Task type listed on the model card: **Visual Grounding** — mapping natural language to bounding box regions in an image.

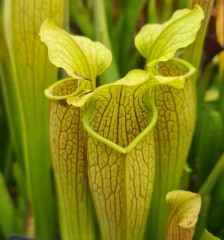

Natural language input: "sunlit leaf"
[165,190,201,240]
[40,20,112,83]
[135,5,204,62]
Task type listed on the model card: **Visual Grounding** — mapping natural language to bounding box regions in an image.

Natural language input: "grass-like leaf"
[3,1,65,239]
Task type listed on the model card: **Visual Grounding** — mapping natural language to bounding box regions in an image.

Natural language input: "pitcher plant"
[40,19,113,240]
[135,5,204,239]
[44,78,95,240]
[40,5,204,240]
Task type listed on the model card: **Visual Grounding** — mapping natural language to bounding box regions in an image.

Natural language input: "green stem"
[199,153,224,197]
[147,0,158,23]
[93,0,119,84]
[193,195,211,240]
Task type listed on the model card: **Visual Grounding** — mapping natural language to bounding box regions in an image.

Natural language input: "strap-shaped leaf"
[166,190,201,240]
[135,5,204,63]
[39,20,112,83]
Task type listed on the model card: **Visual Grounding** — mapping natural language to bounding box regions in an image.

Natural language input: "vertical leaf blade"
[3,1,65,239]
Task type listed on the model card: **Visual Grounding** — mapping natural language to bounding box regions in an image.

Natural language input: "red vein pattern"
[49,79,95,240]
[148,60,196,239]
[86,86,155,240]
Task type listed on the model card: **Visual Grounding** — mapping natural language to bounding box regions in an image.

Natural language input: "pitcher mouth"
[82,98,158,154]
[44,78,78,100]
[147,58,196,79]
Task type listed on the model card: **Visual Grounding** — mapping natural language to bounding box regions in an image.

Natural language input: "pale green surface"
[82,73,158,154]
[75,67,188,108]
[40,20,112,86]
[41,5,205,240]
[81,65,188,239]
[166,190,201,240]
[3,1,65,239]
[148,58,196,88]
[135,5,204,63]
[0,1,220,240]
